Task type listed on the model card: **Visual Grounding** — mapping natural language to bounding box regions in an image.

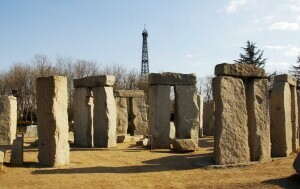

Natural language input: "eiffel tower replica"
[140,26,149,81]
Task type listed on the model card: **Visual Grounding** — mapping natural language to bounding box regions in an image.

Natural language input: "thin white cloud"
[224,0,247,13]
[253,15,276,24]
[290,1,300,12]
[264,45,288,50]
[284,47,300,57]
[186,54,194,58]
[268,22,299,31]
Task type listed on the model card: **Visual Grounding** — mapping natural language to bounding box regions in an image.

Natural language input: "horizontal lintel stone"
[73,75,115,88]
[274,74,297,86]
[114,90,145,98]
[148,72,197,85]
[215,63,266,78]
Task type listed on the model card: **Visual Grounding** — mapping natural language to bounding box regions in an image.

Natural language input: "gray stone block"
[114,90,145,98]
[274,74,297,86]
[74,75,115,88]
[215,63,265,78]
[149,72,197,85]
[10,136,23,166]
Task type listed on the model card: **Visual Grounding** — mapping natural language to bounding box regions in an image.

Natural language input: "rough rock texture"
[10,136,23,166]
[274,74,297,86]
[293,152,300,173]
[131,97,148,135]
[215,63,265,78]
[114,90,145,98]
[245,79,271,161]
[0,95,17,145]
[149,85,171,149]
[149,72,197,85]
[175,85,199,143]
[170,122,176,139]
[198,95,204,138]
[291,85,299,152]
[93,86,117,148]
[0,148,5,170]
[73,87,94,147]
[36,76,70,167]
[115,97,128,135]
[116,134,131,143]
[203,102,215,136]
[171,139,197,153]
[271,82,293,157]
[73,75,115,88]
[213,76,250,165]
[24,125,38,138]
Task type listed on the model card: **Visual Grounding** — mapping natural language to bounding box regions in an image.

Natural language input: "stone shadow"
[262,174,300,189]
[31,153,213,175]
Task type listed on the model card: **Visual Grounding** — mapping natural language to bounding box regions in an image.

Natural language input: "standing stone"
[73,87,94,147]
[115,97,128,135]
[175,85,200,143]
[149,85,171,149]
[0,96,17,145]
[271,82,293,157]
[170,122,176,139]
[10,136,23,166]
[198,95,204,138]
[203,102,215,136]
[245,79,271,161]
[131,97,148,135]
[213,76,250,164]
[93,86,117,148]
[290,85,299,152]
[37,76,69,167]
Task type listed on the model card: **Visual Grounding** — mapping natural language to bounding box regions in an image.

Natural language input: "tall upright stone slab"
[203,102,214,136]
[213,76,250,164]
[271,82,292,157]
[197,95,204,138]
[37,76,69,167]
[10,136,23,166]
[115,97,128,135]
[0,95,17,145]
[73,87,94,147]
[290,85,299,152]
[93,86,117,148]
[131,97,148,135]
[245,79,271,161]
[175,85,200,143]
[149,85,171,149]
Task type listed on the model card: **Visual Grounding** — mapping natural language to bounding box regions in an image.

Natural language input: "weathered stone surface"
[271,82,293,157]
[149,85,171,149]
[24,125,37,138]
[245,79,271,161]
[114,90,144,98]
[175,85,199,143]
[149,72,197,85]
[115,97,128,135]
[93,86,117,148]
[68,132,74,143]
[0,148,5,170]
[74,75,115,88]
[293,152,300,173]
[171,139,197,152]
[213,76,250,164]
[170,122,176,139]
[215,63,265,78]
[291,85,299,152]
[37,76,70,167]
[198,95,204,138]
[203,102,215,136]
[116,134,131,143]
[274,74,297,86]
[73,87,94,147]
[131,97,148,135]
[10,136,23,166]
[136,138,149,147]
[0,95,17,145]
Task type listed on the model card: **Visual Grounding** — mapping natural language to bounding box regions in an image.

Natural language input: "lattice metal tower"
[141,26,149,77]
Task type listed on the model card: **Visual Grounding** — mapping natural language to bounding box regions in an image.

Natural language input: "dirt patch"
[0,137,299,189]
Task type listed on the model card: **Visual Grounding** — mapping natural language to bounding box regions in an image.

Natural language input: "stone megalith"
[115,97,128,135]
[73,87,94,147]
[213,76,250,164]
[10,136,23,166]
[0,95,17,145]
[131,97,148,135]
[203,102,215,136]
[37,76,70,167]
[93,86,117,148]
[197,95,204,138]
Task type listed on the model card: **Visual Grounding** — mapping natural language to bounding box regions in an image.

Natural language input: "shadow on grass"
[262,174,300,189]
[31,153,213,175]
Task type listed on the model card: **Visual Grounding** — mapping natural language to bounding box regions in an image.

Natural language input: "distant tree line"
[0,54,144,123]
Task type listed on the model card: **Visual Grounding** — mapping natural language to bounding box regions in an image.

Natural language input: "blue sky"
[1,0,300,77]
